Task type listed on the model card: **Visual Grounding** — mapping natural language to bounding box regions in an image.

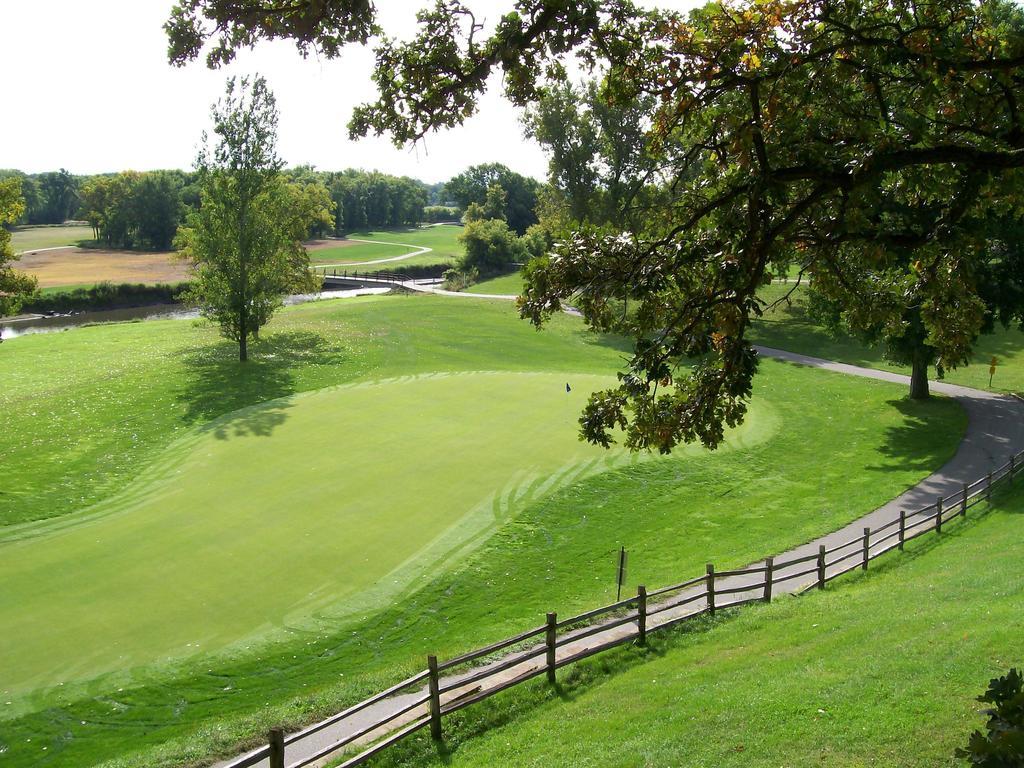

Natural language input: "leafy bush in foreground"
[957,668,1024,767]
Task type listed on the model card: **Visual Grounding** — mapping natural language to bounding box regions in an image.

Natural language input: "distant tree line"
[0,162,547,256]
[0,169,83,226]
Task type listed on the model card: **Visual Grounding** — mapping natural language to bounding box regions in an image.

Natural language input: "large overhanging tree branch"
[169,0,1024,451]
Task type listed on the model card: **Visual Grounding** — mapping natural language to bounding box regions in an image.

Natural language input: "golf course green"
[0,294,969,767]
[0,369,769,698]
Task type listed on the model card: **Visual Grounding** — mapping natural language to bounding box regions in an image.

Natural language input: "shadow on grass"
[867,397,966,475]
[175,330,349,439]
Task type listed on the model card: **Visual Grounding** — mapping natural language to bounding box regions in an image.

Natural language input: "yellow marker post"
[989,356,998,389]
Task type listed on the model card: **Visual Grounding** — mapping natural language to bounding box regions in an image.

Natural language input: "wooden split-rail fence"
[319,269,417,285]
[223,448,1024,768]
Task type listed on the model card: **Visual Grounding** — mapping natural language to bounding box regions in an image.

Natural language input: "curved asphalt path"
[222,287,1024,768]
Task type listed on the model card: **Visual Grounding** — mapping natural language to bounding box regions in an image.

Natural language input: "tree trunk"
[910,352,929,399]
[238,309,248,364]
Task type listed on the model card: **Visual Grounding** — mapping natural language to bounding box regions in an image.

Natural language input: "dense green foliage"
[367,490,1023,768]
[524,77,657,230]
[0,295,965,767]
[445,163,540,235]
[457,218,528,277]
[0,178,38,316]
[176,76,329,361]
[79,170,189,250]
[448,187,548,284]
[0,168,80,225]
[957,668,1024,766]
[20,281,189,313]
[323,168,428,234]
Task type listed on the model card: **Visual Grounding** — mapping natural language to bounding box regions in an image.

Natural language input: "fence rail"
[319,268,430,284]
[226,447,1024,768]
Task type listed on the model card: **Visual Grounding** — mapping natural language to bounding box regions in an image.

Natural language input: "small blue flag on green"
[565,382,571,393]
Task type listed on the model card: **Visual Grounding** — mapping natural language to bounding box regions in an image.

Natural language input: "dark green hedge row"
[23,282,190,314]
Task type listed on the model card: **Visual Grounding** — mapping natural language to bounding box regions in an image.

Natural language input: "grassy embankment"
[0,294,965,768]
[372,484,1024,768]
[462,271,525,295]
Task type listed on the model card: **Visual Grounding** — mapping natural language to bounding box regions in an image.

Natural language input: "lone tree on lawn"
[177,75,331,362]
[169,0,1024,448]
[0,178,38,319]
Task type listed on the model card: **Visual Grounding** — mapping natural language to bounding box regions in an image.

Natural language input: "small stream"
[0,287,391,341]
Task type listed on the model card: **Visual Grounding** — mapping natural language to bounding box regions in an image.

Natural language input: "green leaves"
[165,0,379,68]
[956,668,1024,767]
[178,77,328,360]
[0,178,38,318]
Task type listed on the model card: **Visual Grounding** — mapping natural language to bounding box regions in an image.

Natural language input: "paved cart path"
[222,290,1024,768]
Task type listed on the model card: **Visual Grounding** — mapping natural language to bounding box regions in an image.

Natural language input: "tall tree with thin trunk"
[177,75,327,362]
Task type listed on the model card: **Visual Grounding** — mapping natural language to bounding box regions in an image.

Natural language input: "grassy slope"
[751,282,1024,394]
[10,225,93,253]
[378,488,1024,768]
[309,226,463,270]
[3,371,654,696]
[0,295,628,528]
[463,271,525,295]
[0,296,966,768]
[309,240,417,264]
[346,225,464,262]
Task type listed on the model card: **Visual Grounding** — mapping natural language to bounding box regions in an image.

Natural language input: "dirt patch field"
[17,248,190,288]
[17,240,356,289]
[304,238,357,252]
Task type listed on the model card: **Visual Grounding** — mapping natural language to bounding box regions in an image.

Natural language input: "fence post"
[987,471,993,501]
[268,728,285,768]
[545,612,557,684]
[817,545,826,589]
[637,586,647,647]
[961,482,968,516]
[936,496,943,535]
[763,556,774,603]
[706,563,716,615]
[898,511,906,552]
[427,654,442,740]
[862,527,870,570]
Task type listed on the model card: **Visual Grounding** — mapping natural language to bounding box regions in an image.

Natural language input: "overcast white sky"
[0,1,699,183]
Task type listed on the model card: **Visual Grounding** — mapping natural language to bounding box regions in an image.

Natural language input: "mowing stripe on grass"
[0,370,772,698]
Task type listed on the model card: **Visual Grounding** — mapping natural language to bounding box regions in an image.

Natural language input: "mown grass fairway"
[347,224,463,261]
[10,224,94,253]
[310,225,463,269]
[2,371,672,695]
[0,294,967,768]
[376,488,1024,768]
[307,240,420,265]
